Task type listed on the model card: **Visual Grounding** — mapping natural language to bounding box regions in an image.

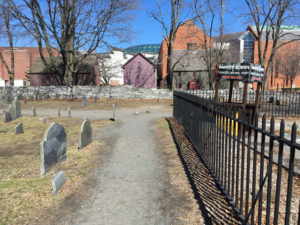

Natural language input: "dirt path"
[40,104,194,224]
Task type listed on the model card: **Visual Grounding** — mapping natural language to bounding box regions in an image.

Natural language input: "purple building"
[122,53,156,88]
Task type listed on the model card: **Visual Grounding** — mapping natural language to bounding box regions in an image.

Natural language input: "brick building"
[0,47,59,86]
[157,20,212,88]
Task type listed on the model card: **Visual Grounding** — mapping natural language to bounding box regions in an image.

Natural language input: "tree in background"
[278,42,300,89]
[0,0,17,86]
[243,0,300,90]
[193,0,225,89]
[97,57,120,85]
[9,0,137,86]
[152,0,184,90]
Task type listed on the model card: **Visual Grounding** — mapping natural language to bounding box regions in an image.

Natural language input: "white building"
[97,47,158,86]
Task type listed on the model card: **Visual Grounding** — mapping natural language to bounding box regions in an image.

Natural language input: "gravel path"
[41,105,178,224]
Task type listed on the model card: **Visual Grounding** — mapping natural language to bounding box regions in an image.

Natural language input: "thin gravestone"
[52,170,67,195]
[8,105,16,120]
[0,99,2,108]
[40,122,67,176]
[78,119,92,149]
[68,107,71,118]
[6,95,12,104]
[15,122,23,134]
[32,106,36,117]
[111,103,116,121]
[58,108,61,117]
[93,97,97,103]
[23,98,27,105]
[3,110,12,122]
[13,96,21,118]
[82,96,87,108]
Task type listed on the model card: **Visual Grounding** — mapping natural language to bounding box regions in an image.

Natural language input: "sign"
[216,63,264,83]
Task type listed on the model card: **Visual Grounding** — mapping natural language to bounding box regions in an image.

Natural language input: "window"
[242,33,255,63]
[187,42,197,51]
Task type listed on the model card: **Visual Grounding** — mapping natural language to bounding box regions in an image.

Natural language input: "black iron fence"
[182,89,300,117]
[174,90,300,225]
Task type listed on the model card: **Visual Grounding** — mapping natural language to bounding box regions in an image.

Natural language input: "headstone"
[23,98,27,105]
[40,122,67,176]
[52,170,67,195]
[8,105,16,120]
[58,108,61,117]
[32,106,36,117]
[40,117,47,124]
[13,97,21,118]
[112,104,116,121]
[93,97,97,103]
[15,123,23,134]
[3,110,12,122]
[146,104,150,113]
[82,96,87,108]
[68,107,71,118]
[0,100,3,108]
[78,119,92,149]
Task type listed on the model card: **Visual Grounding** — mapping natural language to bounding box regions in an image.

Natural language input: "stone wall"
[0,85,173,100]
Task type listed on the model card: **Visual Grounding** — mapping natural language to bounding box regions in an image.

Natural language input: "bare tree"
[9,0,137,86]
[152,0,184,90]
[278,42,300,88]
[0,0,16,85]
[243,0,300,90]
[97,58,120,85]
[193,0,225,89]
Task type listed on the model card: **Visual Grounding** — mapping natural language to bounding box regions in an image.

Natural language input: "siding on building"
[122,53,156,88]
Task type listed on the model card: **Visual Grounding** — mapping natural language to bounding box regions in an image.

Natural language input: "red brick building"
[0,47,59,86]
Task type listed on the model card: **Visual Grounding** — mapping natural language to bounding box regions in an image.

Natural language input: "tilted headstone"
[67,107,71,118]
[40,122,67,176]
[13,97,21,118]
[82,96,87,108]
[78,119,92,149]
[32,106,36,117]
[8,105,16,120]
[52,170,67,195]
[3,110,12,122]
[58,108,61,117]
[15,122,23,134]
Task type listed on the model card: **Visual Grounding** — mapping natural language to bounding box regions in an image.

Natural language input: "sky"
[5,0,299,52]
[119,0,248,49]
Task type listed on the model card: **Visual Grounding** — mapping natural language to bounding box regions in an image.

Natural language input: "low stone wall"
[0,85,173,100]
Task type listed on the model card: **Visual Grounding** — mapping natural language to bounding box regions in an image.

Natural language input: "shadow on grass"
[166,117,242,225]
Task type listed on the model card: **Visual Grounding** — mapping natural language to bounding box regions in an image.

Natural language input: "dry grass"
[0,116,111,225]
[17,99,172,111]
[156,118,205,224]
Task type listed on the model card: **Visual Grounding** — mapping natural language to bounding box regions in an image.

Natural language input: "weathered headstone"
[67,107,71,118]
[58,108,61,117]
[0,100,3,108]
[93,97,97,103]
[23,98,27,105]
[32,106,36,117]
[78,119,92,149]
[112,103,116,121]
[15,123,23,134]
[40,117,47,124]
[8,105,16,120]
[52,170,67,195]
[3,111,12,122]
[13,96,21,118]
[82,96,87,108]
[40,122,67,176]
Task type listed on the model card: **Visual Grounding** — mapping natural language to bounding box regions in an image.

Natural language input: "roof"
[122,52,156,69]
[172,50,208,71]
[124,44,161,54]
[248,25,300,41]
[213,31,246,42]
[30,55,97,74]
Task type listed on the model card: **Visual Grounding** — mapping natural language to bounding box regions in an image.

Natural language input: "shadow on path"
[167,117,243,225]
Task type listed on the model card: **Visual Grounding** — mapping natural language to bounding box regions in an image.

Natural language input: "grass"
[0,115,111,225]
